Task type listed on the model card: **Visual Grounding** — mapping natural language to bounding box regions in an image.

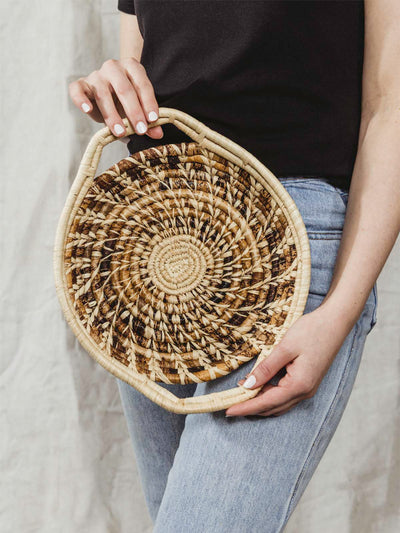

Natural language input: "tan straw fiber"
[53,107,311,414]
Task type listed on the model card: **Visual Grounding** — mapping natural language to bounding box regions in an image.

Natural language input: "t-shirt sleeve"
[118,1,135,14]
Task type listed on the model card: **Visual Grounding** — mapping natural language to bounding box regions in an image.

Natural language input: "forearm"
[319,106,400,329]
[119,12,143,62]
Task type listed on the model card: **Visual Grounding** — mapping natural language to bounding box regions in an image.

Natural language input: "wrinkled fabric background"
[1,1,399,532]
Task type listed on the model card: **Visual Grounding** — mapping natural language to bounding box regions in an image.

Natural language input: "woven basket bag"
[53,107,311,414]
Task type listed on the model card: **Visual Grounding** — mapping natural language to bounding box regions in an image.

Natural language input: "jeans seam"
[278,320,361,531]
[283,183,338,195]
[335,189,349,209]
[308,232,343,240]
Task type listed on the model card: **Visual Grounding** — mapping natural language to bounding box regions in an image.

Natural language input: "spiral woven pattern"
[64,141,298,384]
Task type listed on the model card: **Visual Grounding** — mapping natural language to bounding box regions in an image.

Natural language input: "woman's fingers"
[68,57,164,139]
[122,58,163,138]
[86,68,138,137]
[226,372,310,417]
[226,383,300,417]
[98,59,147,136]
[103,58,163,139]
[112,95,163,140]
[234,376,301,416]
[256,397,302,417]
[70,72,125,134]
[68,77,104,123]
[240,343,297,391]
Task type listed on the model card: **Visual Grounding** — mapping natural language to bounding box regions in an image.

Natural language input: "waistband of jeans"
[277,176,349,194]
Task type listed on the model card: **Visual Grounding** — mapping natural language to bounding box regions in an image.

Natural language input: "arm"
[115,11,158,140]
[225,0,400,417]
[320,0,400,333]
[119,12,143,62]
[117,10,162,137]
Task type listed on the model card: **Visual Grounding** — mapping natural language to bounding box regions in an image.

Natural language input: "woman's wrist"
[313,294,359,337]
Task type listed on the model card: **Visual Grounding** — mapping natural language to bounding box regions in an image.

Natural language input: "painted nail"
[114,124,124,135]
[148,111,158,121]
[243,375,256,389]
[136,121,147,134]
[81,103,90,113]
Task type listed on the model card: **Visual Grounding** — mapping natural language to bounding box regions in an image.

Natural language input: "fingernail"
[243,375,256,389]
[136,121,147,134]
[81,103,90,113]
[225,413,234,417]
[114,124,125,135]
[148,111,158,121]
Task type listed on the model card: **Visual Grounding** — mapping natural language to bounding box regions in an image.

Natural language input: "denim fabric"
[116,177,378,532]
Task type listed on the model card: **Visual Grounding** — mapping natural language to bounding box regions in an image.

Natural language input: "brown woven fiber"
[53,107,311,413]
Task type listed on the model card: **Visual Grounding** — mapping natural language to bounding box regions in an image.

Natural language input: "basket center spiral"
[148,235,210,296]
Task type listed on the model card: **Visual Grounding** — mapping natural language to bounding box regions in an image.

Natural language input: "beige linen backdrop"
[1,1,399,532]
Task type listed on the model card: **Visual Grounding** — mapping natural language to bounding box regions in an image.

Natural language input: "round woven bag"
[53,107,311,414]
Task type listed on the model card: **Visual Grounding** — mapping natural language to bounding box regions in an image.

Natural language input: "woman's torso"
[119,0,365,192]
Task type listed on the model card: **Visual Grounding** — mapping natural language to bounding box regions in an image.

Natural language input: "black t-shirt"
[117,0,364,192]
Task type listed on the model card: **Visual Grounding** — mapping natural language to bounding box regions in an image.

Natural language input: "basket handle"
[73,106,264,182]
[55,107,292,414]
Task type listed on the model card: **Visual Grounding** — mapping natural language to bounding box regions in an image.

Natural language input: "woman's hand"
[68,57,164,140]
[225,305,353,418]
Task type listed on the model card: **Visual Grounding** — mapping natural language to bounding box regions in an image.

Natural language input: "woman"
[68,1,400,531]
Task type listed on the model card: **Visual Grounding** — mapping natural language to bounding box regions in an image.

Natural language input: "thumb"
[240,343,294,389]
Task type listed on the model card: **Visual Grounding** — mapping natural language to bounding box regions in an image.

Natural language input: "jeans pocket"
[332,186,349,209]
[307,238,342,297]
[278,178,347,298]
[279,178,347,240]
[279,177,350,210]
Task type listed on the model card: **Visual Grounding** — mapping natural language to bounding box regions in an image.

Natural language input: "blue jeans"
[116,177,378,532]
